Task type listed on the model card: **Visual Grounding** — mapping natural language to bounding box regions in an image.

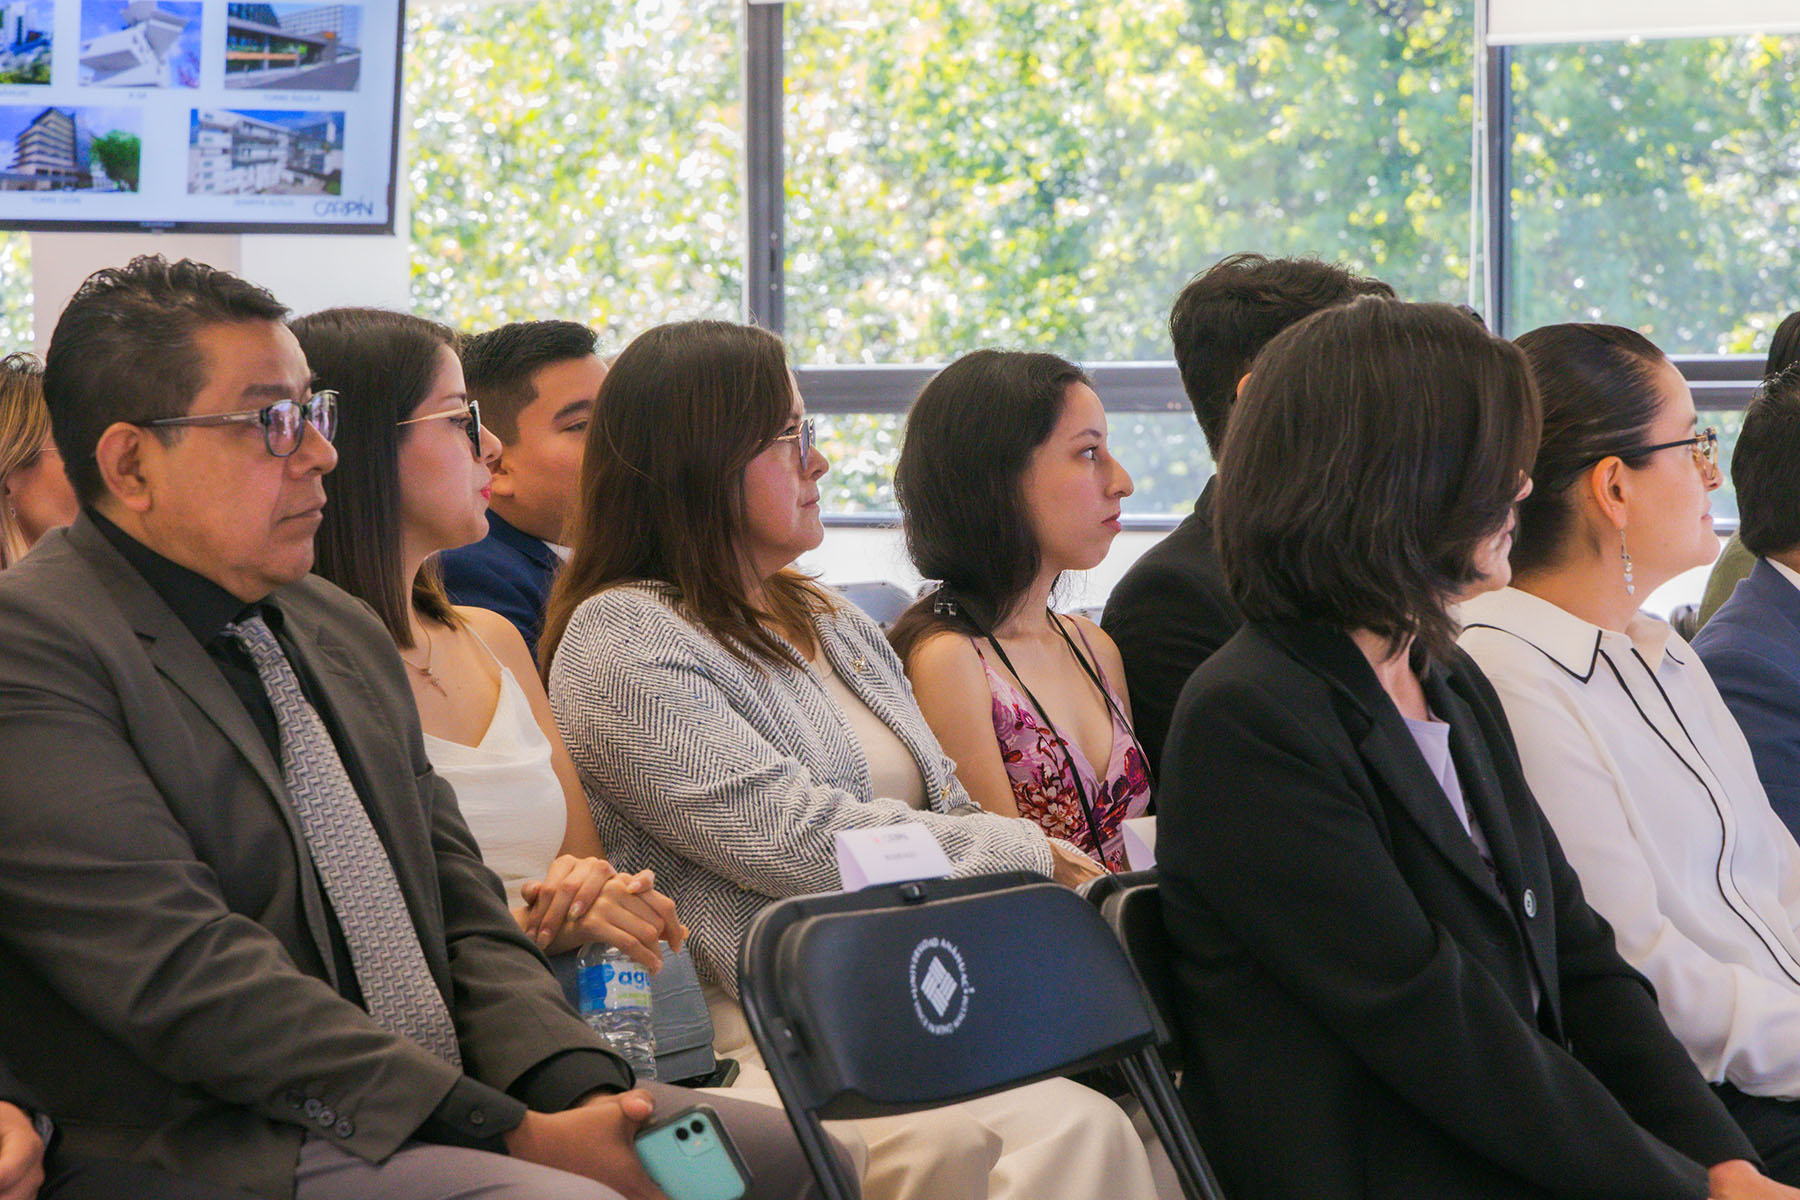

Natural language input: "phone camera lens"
[690,1120,705,1133]
[675,1127,689,1141]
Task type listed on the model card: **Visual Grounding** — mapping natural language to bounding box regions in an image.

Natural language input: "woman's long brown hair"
[538,320,833,679]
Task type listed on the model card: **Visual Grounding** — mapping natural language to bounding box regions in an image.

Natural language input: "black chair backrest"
[833,580,914,630]
[742,872,1163,1119]
[740,871,1227,1200]
[1101,881,1186,1074]
[1077,866,1156,912]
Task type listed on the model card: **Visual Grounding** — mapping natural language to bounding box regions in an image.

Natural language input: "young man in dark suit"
[1694,362,1800,841]
[440,321,605,654]
[0,258,832,1200]
[1102,253,1393,770]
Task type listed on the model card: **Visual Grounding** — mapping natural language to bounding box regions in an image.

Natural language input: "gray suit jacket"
[0,516,609,1198]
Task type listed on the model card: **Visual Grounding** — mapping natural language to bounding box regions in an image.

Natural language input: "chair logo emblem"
[909,936,972,1035]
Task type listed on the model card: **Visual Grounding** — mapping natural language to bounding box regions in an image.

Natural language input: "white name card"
[1122,816,1157,871]
[835,825,954,891]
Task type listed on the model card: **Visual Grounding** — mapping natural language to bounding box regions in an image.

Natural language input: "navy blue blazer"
[439,511,561,654]
[1692,557,1800,841]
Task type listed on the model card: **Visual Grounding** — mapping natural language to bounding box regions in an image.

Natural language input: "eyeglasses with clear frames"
[139,391,338,458]
[396,399,484,460]
[1635,427,1719,472]
[770,417,815,474]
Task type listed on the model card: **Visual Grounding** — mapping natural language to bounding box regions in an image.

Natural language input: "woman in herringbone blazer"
[540,319,1161,1200]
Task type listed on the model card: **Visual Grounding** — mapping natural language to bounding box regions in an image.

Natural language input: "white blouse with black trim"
[1459,585,1800,1099]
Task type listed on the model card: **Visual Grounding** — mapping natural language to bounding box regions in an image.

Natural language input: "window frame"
[742,3,1760,531]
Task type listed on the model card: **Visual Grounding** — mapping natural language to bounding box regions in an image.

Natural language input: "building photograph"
[0,0,52,84]
[187,106,343,195]
[0,104,139,191]
[225,3,362,91]
[79,0,200,87]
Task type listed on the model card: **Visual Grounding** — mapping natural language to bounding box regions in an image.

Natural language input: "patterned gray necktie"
[228,613,462,1067]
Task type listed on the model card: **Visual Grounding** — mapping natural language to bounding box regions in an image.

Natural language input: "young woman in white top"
[1458,322,1800,1181]
[539,319,1163,1200]
[291,307,683,967]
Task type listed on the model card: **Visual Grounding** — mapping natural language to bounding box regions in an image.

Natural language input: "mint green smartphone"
[633,1104,750,1200]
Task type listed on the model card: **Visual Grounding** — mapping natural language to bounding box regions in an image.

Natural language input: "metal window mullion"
[743,0,784,333]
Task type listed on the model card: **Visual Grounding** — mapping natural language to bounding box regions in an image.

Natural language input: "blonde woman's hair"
[0,353,49,570]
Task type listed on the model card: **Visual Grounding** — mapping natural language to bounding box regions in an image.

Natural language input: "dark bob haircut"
[1169,252,1393,456]
[538,319,834,676]
[290,307,462,649]
[888,349,1092,661]
[44,255,287,506]
[1508,324,1668,575]
[1732,363,1800,559]
[1216,297,1540,660]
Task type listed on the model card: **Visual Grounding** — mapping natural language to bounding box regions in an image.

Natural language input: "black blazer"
[0,1055,36,1122]
[1101,477,1239,773]
[1158,620,1753,1200]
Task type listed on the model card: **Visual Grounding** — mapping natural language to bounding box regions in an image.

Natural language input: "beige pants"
[708,986,1162,1200]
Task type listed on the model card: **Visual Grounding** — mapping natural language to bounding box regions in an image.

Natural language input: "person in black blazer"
[1,1053,253,1199]
[1103,253,1392,770]
[1158,297,1791,1200]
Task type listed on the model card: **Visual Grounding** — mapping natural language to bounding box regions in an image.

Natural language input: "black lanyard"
[977,611,1152,871]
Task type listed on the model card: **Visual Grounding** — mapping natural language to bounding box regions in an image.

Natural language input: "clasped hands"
[516,856,687,969]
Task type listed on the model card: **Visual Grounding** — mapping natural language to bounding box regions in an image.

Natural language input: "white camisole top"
[422,637,566,908]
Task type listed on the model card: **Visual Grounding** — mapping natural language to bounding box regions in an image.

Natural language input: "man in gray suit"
[0,257,832,1200]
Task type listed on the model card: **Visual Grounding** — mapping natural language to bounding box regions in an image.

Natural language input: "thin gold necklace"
[400,622,449,696]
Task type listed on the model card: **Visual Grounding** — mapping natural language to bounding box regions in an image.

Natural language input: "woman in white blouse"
[292,307,684,966]
[1459,322,1800,1180]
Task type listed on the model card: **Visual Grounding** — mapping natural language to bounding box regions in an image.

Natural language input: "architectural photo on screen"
[0,0,52,84]
[225,3,362,91]
[187,107,342,195]
[80,0,201,87]
[0,105,138,191]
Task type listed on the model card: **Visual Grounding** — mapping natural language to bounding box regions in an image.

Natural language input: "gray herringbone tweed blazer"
[548,582,1057,994]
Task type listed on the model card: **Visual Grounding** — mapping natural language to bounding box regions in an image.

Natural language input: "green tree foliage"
[89,131,141,192]
[1508,35,1800,354]
[405,0,744,340]
[784,0,1475,367]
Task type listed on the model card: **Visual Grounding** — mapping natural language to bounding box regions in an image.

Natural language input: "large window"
[1506,33,1800,353]
[405,0,744,340]
[784,0,1475,367]
[785,0,1475,516]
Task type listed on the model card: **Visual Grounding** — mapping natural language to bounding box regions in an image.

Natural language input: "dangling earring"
[1621,529,1635,597]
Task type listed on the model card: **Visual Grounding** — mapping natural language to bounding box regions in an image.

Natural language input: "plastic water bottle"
[577,944,657,1080]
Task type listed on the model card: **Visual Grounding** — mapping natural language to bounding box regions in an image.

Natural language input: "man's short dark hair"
[1216,298,1540,661]
[44,255,288,506]
[1169,252,1395,455]
[460,320,599,444]
[1733,362,1800,559]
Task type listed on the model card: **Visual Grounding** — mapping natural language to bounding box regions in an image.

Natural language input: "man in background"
[1693,362,1800,841]
[441,321,604,653]
[1103,253,1393,770]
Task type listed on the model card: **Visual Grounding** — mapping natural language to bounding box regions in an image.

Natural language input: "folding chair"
[738,870,1226,1200]
[831,581,914,630]
[1099,879,1187,1076]
[1077,866,1156,911]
